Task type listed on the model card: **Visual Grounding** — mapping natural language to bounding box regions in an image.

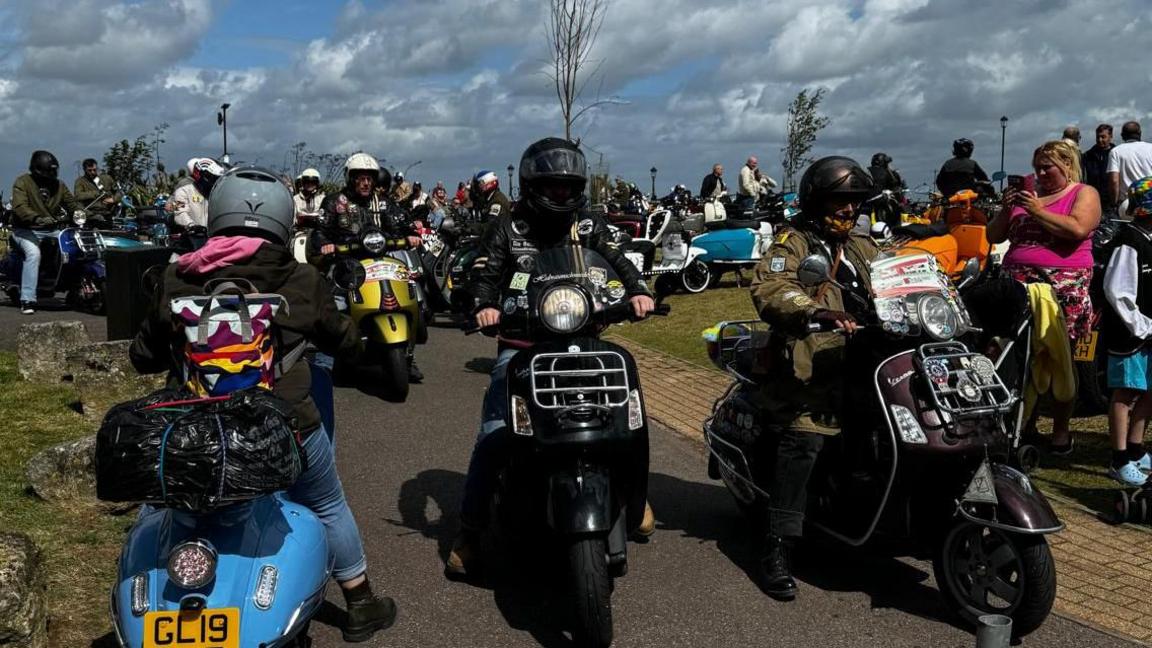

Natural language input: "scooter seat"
[892,221,950,240]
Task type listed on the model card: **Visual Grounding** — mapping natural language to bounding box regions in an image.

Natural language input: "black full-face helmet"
[519,137,588,220]
[953,138,974,158]
[798,156,874,238]
[871,152,891,168]
[29,150,59,181]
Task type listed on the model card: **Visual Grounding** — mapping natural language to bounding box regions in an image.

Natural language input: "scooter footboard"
[548,463,615,535]
[958,464,1064,534]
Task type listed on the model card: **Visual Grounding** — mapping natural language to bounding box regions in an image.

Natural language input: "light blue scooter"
[109,365,336,648]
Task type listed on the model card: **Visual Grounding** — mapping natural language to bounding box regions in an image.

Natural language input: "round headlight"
[540,286,589,333]
[167,540,217,589]
[73,210,87,226]
[917,294,959,341]
[362,231,387,255]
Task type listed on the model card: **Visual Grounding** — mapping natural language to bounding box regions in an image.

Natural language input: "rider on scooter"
[129,166,398,642]
[445,137,657,578]
[470,169,512,225]
[313,152,426,382]
[9,150,79,314]
[749,156,879,601]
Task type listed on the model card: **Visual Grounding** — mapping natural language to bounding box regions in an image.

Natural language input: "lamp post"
[650,166,658,200]
[506,164,515,199]
[403,160,422,176]
[999,116,1008,191]
[216,103,231,164]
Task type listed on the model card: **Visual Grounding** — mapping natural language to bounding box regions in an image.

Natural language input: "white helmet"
[344,153,380,185]
[298,167,321,182]
[185,157,202,174]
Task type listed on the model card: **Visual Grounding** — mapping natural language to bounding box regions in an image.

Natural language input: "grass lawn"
[0,353,123,646]
[614,281,1128,516]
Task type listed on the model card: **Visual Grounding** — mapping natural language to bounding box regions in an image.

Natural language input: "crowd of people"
[9,120,1152,635]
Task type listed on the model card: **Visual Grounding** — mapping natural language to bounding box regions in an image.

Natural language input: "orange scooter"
[885,189,991,279]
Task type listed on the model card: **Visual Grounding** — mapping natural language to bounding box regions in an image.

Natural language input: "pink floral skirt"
[1003,264,1093,341]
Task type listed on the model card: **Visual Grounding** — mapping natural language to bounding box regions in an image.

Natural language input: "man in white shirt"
[1108,122,1152,218]
[172,158,224,229]
[293,168,326,226]
[737,156,759,212]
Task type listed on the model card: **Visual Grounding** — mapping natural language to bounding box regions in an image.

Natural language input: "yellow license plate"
[143,608,239,648]
[1073,331,1099,362]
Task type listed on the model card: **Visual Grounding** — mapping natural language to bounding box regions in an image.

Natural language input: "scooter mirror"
[958,256,980,290]
[991,171,1007,182]
[797,254,831,286]
[332,258,367,290]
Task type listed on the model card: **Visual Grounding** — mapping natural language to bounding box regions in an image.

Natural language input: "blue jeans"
[460,347,517,529]
[735,195,755,213]
[288,425,368,582]
[11,229,43,303]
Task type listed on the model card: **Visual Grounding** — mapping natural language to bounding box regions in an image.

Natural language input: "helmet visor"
[520,147,587,181]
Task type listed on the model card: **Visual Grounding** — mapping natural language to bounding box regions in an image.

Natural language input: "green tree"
[780,87,831,192]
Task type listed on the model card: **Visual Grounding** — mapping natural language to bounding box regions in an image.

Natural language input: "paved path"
[613,335,1152,646]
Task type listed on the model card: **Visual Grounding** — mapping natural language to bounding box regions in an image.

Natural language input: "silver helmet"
[207,166,294,244]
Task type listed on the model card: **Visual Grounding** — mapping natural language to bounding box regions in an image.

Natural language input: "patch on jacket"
[770,257,786,272]
[489,203,502,216]
[577,219,594,235]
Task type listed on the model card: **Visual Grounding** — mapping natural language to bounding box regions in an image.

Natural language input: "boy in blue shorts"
[1103,176,1152,486]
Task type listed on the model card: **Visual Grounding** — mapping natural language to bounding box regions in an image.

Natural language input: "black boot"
[759,535,797,601]
[408,359,424,383]
[341,579,397,642]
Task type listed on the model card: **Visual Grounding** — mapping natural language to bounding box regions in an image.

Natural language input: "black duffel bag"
[95,387,306,512]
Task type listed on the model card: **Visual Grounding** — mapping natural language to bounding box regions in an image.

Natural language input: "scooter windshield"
[869,251,971,339]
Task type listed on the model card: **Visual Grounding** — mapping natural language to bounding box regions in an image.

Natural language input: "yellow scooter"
[330,227,423,401]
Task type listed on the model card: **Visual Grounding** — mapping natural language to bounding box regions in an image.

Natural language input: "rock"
[16,322,91,383]
[66,340,166,423]
[24,436,96,502]
[0,533,47,648]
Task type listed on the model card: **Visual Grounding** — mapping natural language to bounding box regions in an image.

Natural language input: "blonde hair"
[1033,140,1082,183]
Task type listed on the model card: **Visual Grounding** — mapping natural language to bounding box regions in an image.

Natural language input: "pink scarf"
[176,236,266,275]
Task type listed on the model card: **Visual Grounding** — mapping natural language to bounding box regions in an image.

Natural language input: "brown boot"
[444,529,480,580]
[635,501,656,538]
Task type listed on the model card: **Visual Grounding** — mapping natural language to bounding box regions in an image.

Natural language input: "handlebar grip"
[653,303,672,316]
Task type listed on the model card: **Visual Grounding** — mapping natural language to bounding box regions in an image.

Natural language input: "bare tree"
[546,0,620,141]
[780,88,831,192]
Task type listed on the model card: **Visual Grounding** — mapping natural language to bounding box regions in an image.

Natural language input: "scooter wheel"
[1113,490,1132,524]
[1013,445,1041,474]
[1136,494,1150,524]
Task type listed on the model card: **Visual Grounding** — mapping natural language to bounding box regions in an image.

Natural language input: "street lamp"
[216,103,231,164]
[403,160,422,176]
[650,166,658,200]
[999,116,1008,191]
[506,164,515,199]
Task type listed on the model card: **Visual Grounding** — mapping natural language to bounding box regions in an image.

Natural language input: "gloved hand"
[810,309,859,334]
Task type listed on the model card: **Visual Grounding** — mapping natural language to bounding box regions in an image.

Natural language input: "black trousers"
[767,428,825,538]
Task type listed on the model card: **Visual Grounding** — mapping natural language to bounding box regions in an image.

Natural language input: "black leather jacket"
[470,206,651,314]
[312,189,414,252]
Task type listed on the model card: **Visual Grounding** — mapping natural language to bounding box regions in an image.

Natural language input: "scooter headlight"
[540,286,589,333]
[362,230,387,255]
[917,294,959,341]
[73,210,87,226]
[167,540,217,589]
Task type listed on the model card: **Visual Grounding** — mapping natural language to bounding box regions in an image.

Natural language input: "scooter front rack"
[915,342,1015,418]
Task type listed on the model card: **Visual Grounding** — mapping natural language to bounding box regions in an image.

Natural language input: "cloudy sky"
[0,0,1148,199]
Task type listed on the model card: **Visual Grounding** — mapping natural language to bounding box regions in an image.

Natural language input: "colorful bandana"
[1129,176,1152,218]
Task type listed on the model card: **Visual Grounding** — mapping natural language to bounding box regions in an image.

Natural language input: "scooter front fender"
[958,464,1064,535]
[548,463,614,535]
[365,313,410,345]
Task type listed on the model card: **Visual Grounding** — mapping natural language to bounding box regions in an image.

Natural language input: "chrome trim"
[276,581,329,643]
[529,351,630,409]
[915,342,1015,418]
[703,418,771,500]
[956,504,1065,535]
[109,587,128,647]
[812,351,907,547]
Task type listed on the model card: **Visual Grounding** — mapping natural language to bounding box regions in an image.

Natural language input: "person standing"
[1084,124,1116,216]
[1108,122,1152,218]
[700,164,726,200]
[1063,126,1082,148]
[293,168,326,226]
[171,158,225,230]
[73,158,120,227]
[737,156,759,212]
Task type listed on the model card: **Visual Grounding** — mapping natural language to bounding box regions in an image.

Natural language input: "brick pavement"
[611,334,1152,645]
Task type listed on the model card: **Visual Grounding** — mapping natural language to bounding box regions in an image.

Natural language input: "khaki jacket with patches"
[749,225,879,431]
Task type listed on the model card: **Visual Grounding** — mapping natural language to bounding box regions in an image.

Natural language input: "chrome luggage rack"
[914,342,1014,418]
[74,230,107,257]
[530,351,630,409]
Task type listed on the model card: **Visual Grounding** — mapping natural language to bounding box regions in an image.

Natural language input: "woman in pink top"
[988,140,1102,454]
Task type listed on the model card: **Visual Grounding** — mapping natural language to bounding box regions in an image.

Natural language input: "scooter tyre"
[569,536,613,648]
[377,343,410,402]
[681,259,711,294]
[933,522,1056,639]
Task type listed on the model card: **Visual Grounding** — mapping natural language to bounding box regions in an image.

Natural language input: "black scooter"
[471,246,666,648]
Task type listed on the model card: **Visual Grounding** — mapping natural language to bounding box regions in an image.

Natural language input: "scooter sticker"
[606,280,626,300]
[516,255,536,272]
[517,295,529,309]
[970,356,996,383]
[924,358,950,385]
[503,297,518,314]
[510,272,530,290]
[588,267,608,287]
[769,257,786,272]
